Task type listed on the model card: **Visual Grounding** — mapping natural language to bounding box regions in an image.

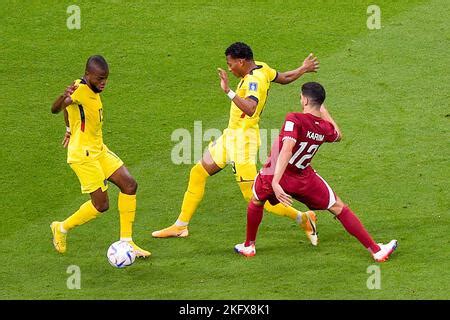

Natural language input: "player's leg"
[329,196,397,262]
[50,161,107,253]
[234,172,276,257]
[152,148,224,238]
[107,165,137,243]
[99,147,151,257]
[235,164,297,219]
[298,170,397,261]
[178,151,222,224]
[107,164,150,258]
[328,196,380,252]
[234,163,317,245]
[234,197,265,257]
[64,187,108,228]
[263,202,317,245]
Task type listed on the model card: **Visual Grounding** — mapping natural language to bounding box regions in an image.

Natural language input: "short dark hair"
[225,42,253,60]
[301,82,326,106]
[86,55,109,72]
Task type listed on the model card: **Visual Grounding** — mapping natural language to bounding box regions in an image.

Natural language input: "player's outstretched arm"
[217,68,257,116]
[51,82,78,114]
[274,53,319,85]
[272,139,296,206]
[320,104,342,142]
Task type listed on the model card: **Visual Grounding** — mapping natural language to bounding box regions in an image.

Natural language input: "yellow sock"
[238,181,254,202]
[264,202,298,220]
[62,200,100,231]
[177,163,209,224]
[238,180,299,221]
[118,192,136,240]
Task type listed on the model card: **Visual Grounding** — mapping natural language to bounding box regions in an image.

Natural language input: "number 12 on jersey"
[288,142,319,169]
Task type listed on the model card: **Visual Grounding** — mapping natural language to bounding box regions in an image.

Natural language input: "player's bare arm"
[218,68,257,116]
[272,139,296,206]
[320,104,342,141]
[274,53,319,85]
[51,82,78,114]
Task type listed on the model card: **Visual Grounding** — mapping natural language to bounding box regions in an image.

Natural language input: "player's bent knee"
[329,200,345,216]
[128,179,138,194]
[122,178,137,195]
[94,201,109,213]
[200,156,221,176]
[252,197,264,206]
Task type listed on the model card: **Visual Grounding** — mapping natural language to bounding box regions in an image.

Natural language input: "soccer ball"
[107,241,136,268]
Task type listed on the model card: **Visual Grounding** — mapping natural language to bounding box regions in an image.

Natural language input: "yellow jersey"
[227,61,277,131]
[66,78,105,163]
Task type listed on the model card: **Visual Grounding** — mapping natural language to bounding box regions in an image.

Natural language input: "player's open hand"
[217,68,230,93]
[62,82,78,106]
[301,53,319,73]
[61,131,70,148]
[272,183,293,207]
[64,81,78,98]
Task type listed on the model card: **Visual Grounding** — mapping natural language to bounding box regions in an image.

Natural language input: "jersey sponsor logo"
[249,82,258,91]
[284,121,294,132]
[306,131,324,141]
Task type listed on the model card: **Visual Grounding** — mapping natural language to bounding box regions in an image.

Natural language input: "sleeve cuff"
[247,95,259,103]
[272,71,279,82]
[333,131,340,142]
[282,136,297,143]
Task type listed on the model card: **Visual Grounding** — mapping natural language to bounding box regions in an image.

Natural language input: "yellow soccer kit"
[209,61,278,181]
[67,78,123,193]
[157,60,303,232]
[174,60,300,225]
[52,78,150,257]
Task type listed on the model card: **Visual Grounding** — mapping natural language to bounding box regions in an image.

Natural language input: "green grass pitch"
[0,0,449,300]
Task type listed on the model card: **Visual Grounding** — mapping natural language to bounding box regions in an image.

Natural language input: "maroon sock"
[336,206,380,253]
[245,201,264,246]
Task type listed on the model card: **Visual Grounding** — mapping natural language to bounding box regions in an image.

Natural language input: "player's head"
[301,82,326,110]
[225,42,254,77]
[84,55,109,93]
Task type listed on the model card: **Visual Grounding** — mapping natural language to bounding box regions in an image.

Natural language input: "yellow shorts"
[69,147,124,194]
[208,129,259,182]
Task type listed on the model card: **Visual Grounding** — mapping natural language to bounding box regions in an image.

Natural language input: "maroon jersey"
[261,112,338,176]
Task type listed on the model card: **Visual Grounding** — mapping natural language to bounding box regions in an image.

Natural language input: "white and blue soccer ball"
[107,241,136,268]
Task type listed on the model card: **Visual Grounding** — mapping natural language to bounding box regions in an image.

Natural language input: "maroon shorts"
[253,170,337,210]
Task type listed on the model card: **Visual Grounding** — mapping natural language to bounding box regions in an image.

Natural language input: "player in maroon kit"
[234,82,397,262]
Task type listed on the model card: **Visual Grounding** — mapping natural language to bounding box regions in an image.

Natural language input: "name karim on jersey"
[306,131,324,142]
